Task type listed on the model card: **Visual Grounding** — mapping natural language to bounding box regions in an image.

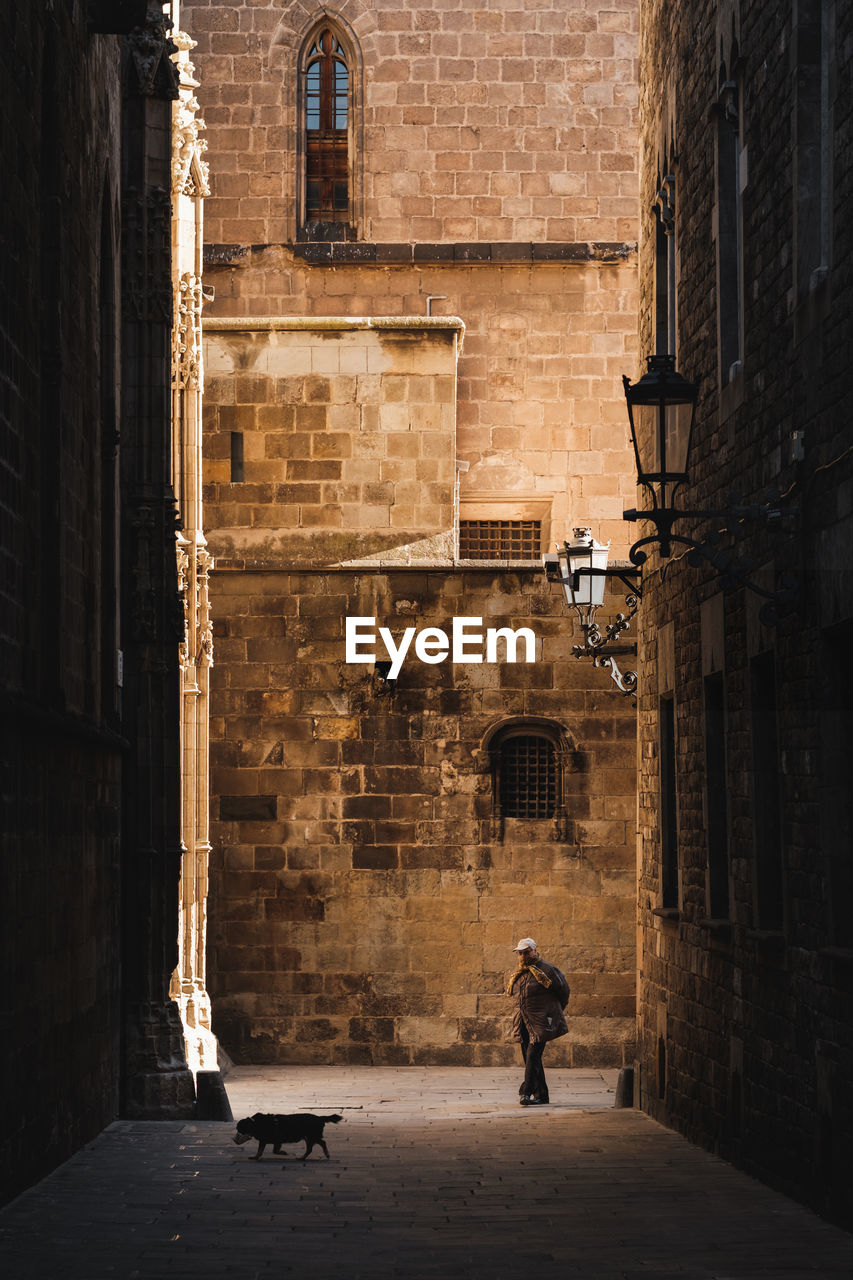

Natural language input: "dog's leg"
[301,1140,313,1160]
[272,1143,282,1154]
[254,1142,266,1160]
[319,1140,330,1159]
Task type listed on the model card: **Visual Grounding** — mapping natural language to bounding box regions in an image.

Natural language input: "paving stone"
[1,1068,851,1279]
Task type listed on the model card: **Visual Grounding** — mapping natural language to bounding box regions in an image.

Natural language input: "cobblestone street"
[1,1067,852,1279]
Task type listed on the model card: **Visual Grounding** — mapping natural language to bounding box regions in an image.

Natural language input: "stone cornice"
[203,315,465,334]
[203,241,637,268]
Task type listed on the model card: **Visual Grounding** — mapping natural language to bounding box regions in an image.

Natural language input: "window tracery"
[300,24,355,238]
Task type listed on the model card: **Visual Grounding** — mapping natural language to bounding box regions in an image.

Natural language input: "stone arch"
[295,11,365,239]
[268,5,371,241]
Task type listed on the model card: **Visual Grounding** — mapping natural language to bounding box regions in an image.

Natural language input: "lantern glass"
[562,528,609,608]
[624,355,698,486]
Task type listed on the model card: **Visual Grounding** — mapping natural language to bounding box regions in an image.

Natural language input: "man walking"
[506,938,570,1106]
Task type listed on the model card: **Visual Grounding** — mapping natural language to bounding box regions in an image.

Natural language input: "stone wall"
[206,564,638,1066]
[0,0,201,1203]
[204,256,639,552]
[183,0,641,554]
[184,0,638,247]
[186,0,642,1068]
[0,1,128,1204]
[635,0,853,1228]
[203,318,461,563]
[201,319,638,1065]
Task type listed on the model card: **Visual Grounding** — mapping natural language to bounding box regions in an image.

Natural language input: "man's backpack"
[551,965,571,1010]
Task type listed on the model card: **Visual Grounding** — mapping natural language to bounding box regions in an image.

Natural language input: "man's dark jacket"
[507,956,570,1044]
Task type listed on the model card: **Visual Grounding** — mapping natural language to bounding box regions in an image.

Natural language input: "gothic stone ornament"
[173,275,203,390]
[127,2,180,100]
[176,538,190,668]
[122,187,173,324]
[129,504,157,642]
[172,99,210,199]
[196,547,214,668]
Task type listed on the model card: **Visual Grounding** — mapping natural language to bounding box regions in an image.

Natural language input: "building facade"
[168,0,220,1079]
[185,0,642,1066]
[635,0,853,1228]
[1,0,216,1202]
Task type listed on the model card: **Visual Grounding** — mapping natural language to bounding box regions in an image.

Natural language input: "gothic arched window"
[302,26,351,236]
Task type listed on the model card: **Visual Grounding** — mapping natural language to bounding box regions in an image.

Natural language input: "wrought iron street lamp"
[621,355,797,622]
[622,354,698,559]
[543,528,640,698]
[546,357,796,700]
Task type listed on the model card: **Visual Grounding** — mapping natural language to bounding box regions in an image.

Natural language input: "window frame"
[483,719,572,844]
[653,169,677,358]
[498,731,558,820]
[713,64,745,392]
[749,649,785,933]
[458,519,543,562]
[457,495,553,563]
[295,18,363,242]
[659,693,680,910]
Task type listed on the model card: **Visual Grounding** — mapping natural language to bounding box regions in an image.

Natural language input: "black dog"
[233,1112,342,1161]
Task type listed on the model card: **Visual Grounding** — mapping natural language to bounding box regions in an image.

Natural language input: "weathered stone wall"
[206,564,638,1066]
[184,0,638,246]
[183,0,641,553]
[1,0,202,1203]
[636,0,853,1228]
[203,319,461,563]
[186,0,642,1067]
[204,257,639,551]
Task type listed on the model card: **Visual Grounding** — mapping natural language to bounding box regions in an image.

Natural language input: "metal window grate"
[500,736,556,819]
[459,519,541,560]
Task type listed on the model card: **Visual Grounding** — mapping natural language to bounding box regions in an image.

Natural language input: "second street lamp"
[621,353,797,622]
[622,354,699,559]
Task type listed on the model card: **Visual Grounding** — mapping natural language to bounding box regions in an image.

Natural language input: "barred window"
[459,519,541,560]
[500,735,556,819]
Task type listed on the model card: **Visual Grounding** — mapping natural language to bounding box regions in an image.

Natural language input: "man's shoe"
[519,1095,533,1106]
[528,1096,549,1105]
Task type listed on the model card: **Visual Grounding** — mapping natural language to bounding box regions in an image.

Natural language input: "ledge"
[203,314,465,334]
[204,240,638,268]
[651,907,680,923]
[744,928,787,946]
[212,559,548,574]
[698,918,732,938]
[819,946,853,965]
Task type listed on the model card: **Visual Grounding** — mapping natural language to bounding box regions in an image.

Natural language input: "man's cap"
[513,937,536,951]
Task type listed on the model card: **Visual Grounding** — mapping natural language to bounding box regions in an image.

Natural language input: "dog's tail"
[323,1114,343,1124]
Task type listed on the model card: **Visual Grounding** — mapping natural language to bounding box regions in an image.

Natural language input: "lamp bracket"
[623,495,798,623]
[570,576,642,702]
[545,554,642,702]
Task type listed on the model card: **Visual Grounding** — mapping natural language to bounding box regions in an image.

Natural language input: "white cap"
[513,937,536,952]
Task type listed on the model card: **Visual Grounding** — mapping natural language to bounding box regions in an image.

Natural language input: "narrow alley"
[2,1068,851,1279]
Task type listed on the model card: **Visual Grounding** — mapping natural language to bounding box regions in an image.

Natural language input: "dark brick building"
[634,0,853,1227]
[1,1,196,1202]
